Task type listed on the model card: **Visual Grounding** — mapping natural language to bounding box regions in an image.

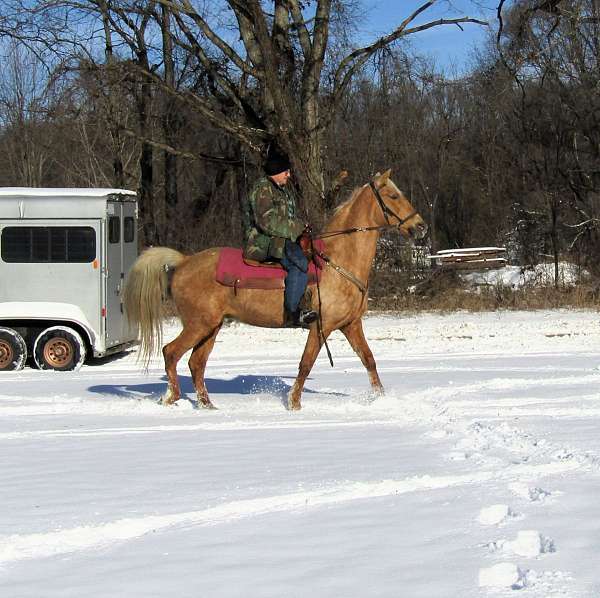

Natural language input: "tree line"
[0,0,598,282]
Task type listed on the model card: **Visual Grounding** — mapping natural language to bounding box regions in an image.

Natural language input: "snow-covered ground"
[2,310,600,597]
[462,262,588,289]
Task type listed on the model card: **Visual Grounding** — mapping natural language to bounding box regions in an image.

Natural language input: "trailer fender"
[0,302,97,349]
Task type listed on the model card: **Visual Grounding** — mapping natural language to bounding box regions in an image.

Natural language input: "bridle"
[368,181,419,229]
[315,181,419,240]
[309,179,422,294]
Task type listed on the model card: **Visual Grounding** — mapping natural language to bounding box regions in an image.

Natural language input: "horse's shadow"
[88,374,346,409]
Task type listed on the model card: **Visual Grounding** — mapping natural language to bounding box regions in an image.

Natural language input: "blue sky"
[359,0,498,73]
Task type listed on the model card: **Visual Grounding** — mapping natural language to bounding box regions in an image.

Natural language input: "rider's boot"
[297,288,317,326]
[284,288,317,328]
[284,308,317,328]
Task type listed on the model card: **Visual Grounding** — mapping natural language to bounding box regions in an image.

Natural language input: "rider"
[243,148,318,328]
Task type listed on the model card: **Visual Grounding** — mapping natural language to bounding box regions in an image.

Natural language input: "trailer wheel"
[33,326,86,371]
[0,327,28,371]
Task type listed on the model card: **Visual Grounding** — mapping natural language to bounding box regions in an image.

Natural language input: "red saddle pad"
[216,242,324,290]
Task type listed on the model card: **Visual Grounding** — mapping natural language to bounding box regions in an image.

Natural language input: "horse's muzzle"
[401,220,428,240]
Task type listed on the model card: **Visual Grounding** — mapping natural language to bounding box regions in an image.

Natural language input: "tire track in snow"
[0,460,582,566]
[0,419,405,441]
[407,374,600,401]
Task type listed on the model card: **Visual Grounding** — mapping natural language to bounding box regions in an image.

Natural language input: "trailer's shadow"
[88,374,347,409]
[86,350,137,367]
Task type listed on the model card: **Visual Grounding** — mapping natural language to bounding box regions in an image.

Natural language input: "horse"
[123,169,427,410]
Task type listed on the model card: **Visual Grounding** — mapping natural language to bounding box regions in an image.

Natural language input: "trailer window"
[124,217,135,243]
[108,217,120,243]
[1,226,96,263]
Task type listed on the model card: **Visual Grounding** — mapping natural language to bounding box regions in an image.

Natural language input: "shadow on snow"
[88,374,347,409]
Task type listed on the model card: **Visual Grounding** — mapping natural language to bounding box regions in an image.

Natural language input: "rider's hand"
[297,229,312,256]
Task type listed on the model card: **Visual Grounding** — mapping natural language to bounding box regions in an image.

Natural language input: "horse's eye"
[389,193,399,199]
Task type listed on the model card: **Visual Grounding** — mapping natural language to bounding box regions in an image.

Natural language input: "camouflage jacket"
[243,177,305,261]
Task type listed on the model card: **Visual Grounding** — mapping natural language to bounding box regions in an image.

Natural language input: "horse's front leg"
[289,326,328,411]
[341,318,383,394]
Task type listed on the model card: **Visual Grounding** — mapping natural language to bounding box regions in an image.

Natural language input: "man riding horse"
[243,149,318,328]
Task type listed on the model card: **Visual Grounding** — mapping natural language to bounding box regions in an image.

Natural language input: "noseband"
[368,181,419,228]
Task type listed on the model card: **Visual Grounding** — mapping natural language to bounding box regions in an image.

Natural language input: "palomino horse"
[123,170,427,410]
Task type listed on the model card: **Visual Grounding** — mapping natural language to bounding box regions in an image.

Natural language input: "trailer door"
[105,202,125,347]
[121,201,138,342]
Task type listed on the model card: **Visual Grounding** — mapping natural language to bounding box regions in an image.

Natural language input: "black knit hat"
[264,148,291,176]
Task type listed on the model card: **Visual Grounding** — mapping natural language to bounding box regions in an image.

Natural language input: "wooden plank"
[438,255,503,263]
[435,247,506,256]
[441,259,507,270]
[427,251,506,261]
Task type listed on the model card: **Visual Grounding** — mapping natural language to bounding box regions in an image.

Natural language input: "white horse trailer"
[0,188,138,371]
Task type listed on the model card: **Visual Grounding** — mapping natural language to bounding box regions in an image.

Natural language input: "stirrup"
[297,309,317,326]
[284,309,317,329]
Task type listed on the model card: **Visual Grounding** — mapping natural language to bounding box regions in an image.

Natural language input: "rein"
[312,249,367,294]
[310,181,418,293]
[308,179,419,367]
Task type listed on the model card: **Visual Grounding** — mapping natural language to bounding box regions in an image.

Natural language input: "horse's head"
[371,170,427,240]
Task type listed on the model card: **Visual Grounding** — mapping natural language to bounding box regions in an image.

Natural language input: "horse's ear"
[374,169,391,188]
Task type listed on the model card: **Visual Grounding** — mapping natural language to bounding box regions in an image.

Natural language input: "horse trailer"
[0,188,138,371]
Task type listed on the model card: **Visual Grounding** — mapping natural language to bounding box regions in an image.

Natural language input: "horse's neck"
[322,186,381,283]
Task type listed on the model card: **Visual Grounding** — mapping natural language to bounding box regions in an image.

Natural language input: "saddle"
[215,242,324,290]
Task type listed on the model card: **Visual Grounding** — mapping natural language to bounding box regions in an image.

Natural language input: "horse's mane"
[331,177,404,219]
[332,184,367,216]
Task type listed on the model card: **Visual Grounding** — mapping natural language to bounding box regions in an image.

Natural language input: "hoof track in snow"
[477,504,518,526]
[478,562,524,588]
[508,483,554,503]
[479,563,571,591]
[487,530,555,558]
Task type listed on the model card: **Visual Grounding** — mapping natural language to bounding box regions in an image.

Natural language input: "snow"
[462,262,588,288]
[2,309,600,597]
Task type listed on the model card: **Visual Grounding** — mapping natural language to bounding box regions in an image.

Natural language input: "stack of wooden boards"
[427,247,507,270]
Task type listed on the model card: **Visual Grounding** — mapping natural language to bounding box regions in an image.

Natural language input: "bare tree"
[0,41,55,185]
[2,0,487,216]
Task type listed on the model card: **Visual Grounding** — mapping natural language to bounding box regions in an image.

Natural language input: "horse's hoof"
[288,399,302,411]
[160,395,178,406]
[201,401,218,410]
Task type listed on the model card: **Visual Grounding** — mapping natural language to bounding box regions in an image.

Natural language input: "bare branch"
[154,0,260,79]
[332,1,487,111]
[119,126,242,165]
[288,0,312,57]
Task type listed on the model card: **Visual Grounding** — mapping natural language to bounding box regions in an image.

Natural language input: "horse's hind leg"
[188,323,222,409]
[162,327,205,405]
[341,318,383,394]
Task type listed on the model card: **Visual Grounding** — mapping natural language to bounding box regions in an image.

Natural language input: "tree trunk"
[161,5,179,246]
[136,80,156,246]
[99,0,125,189]
[550,198,559,289]
[292,135,326,225]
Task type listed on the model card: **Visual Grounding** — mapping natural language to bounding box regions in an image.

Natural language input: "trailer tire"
[33,326,86,371]
[0,327,28,371]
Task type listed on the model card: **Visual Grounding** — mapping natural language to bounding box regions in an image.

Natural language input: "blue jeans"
[280,239,308,313]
